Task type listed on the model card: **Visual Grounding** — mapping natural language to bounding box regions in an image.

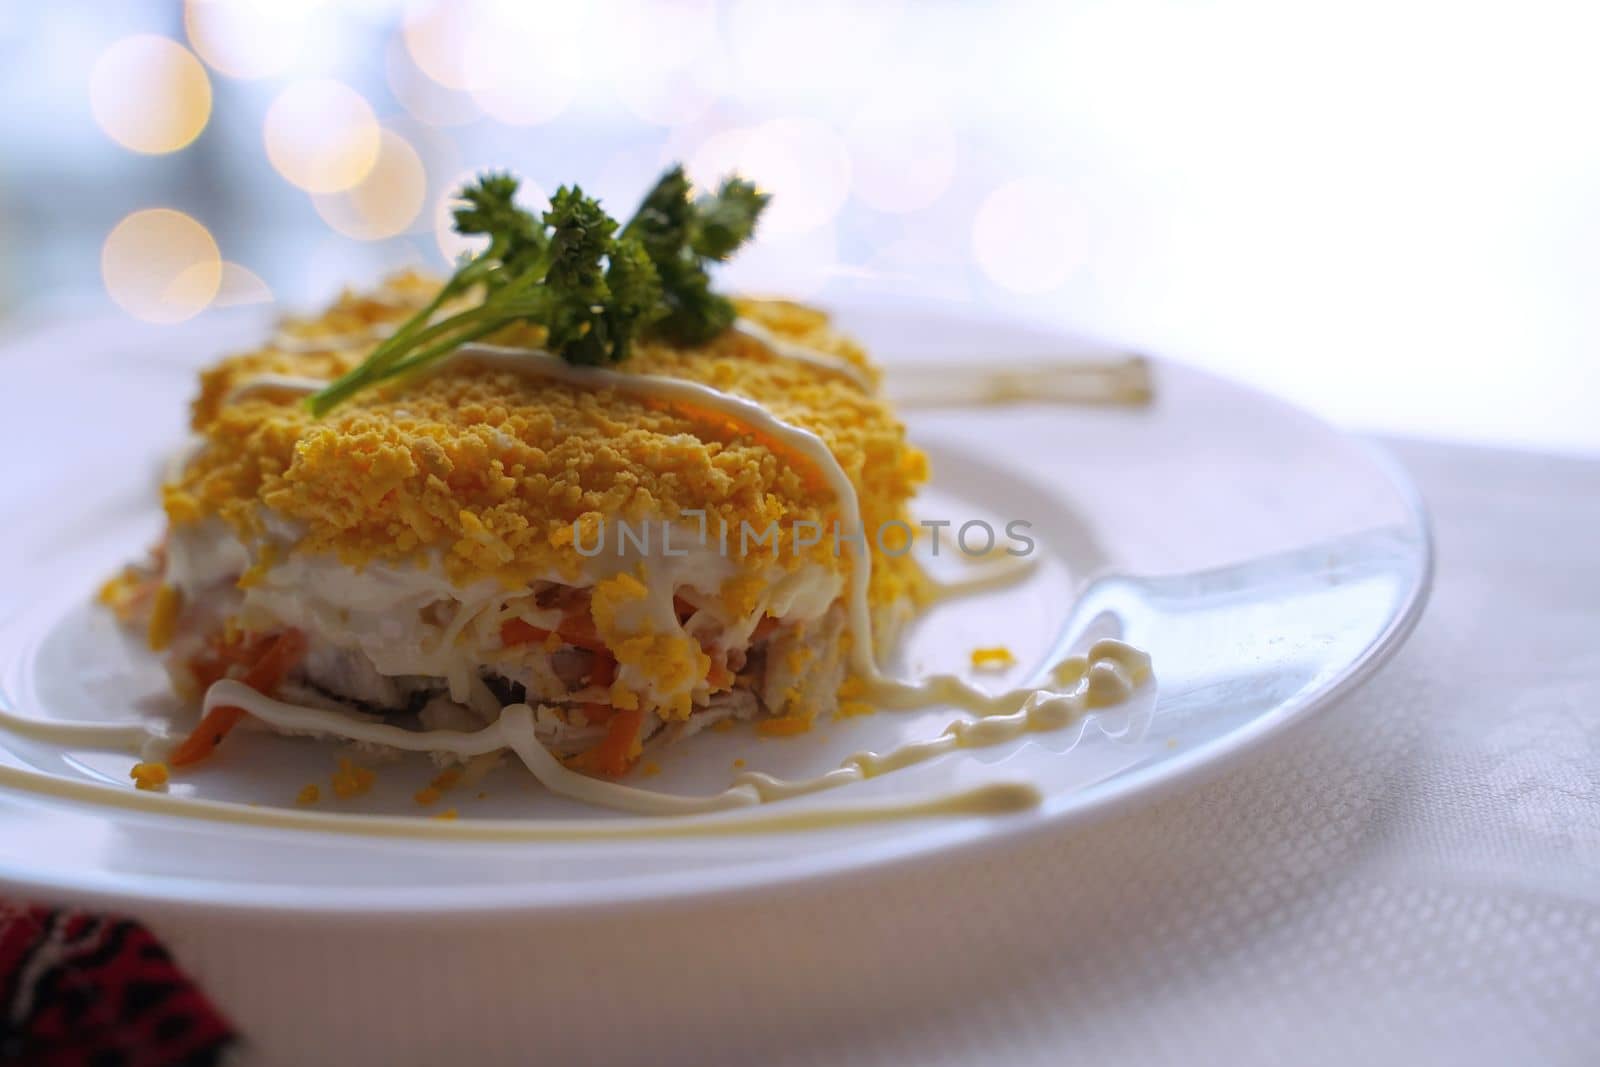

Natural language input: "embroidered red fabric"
[0,905,234,1066]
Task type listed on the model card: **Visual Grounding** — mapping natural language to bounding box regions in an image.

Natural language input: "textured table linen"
[50,437,1600,1065]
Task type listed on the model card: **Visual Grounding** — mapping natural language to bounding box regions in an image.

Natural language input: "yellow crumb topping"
[130,762,169,791]
[413,765,465,806]
[640,761,661,778]
[97,572,127,606]
[434,808,459,820]
[168,274,925,609]
[970,646,1017,670]
[99,567,152,623]
[296,783,320,805]
[146,585,181,652]
[756,715,812,737]
[331,758,375,798]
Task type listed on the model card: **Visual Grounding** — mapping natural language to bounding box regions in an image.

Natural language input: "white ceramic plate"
[0,303,1430,916]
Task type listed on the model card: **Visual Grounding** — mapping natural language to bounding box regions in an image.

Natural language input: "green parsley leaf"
[305,163,765,416]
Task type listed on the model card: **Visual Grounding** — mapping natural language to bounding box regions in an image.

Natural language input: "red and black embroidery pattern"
[1,905,234,1066]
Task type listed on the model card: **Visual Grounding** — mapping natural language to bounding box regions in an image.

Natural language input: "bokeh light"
[689,119,851,236]
[725,0,905,97]
[183,0,320,80]
[847,91,958,214]
[89,35,212,155]
[214,261,274,307]
[610,0,722,127]
[101,209,222,323]
[384,35,479,127]
[466,3,585,126]
[973,177,1090,294]
[615,65,721,129]
[263,79,380,194]
[401,0,483,91]
[312,128,428,240]
[302,234,428,303]
[863,237,972,303]
[402,0,608,127]
[593,147,675,215]
[722,223,838,300]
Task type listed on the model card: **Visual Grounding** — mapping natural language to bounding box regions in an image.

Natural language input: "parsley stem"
[382,319,509,381]
[303,165,766,415]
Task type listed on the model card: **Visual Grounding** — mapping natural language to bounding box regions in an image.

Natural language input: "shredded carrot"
[583,707,644,777]
[170,629,307,766]
[587,654,617,689]
[169,705,248,767]
[186,630,270,692]
[500,612,608,654]
[499,617,553,648]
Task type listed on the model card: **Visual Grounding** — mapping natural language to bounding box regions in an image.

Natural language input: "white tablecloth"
[149,437,1600,1066]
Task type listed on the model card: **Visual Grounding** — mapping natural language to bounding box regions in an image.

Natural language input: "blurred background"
[1,0,1595,452]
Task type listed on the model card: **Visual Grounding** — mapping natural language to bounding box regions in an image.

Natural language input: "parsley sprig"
[305,164,769,416]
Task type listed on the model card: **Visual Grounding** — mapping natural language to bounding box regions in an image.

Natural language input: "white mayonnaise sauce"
[198,635,1145,816]
[224,373,333,405]
[730,319,876,392]
[11,332,1154,825]
[208,344,880,674]
[445,343,882,679]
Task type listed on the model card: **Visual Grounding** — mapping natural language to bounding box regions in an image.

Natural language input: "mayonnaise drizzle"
[224,373,331,405]
[198,636,1147,816]
[216,344,878,674]
[731,319,877,392]
[217,341,1151,682]
[39,335,1159,821]
[452,344,878,676]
